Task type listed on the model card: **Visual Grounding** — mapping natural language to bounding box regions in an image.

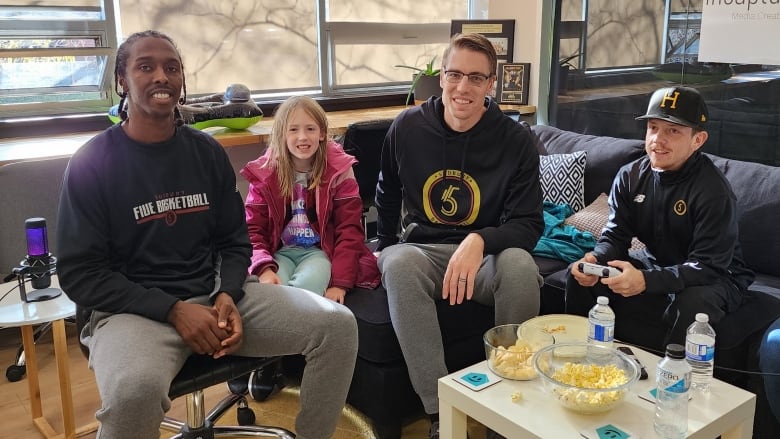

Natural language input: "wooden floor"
[0,324,437,439]
[0,324,101,439]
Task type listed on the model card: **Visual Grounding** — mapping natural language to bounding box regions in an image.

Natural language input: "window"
[1,0,471,121]
[116,1,323,96]
[0,1,117,118]
[551,0,780,165]
[325,1,469,92]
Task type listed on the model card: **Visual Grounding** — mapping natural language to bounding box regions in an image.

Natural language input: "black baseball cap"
[636,86,708,129]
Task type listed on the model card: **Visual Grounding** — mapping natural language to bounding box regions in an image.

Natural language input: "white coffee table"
[438,344,755,439]
[0,276,97,439]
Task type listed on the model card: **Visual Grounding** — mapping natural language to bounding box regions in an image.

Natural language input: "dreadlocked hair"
[117,94,129,121]
[173,107,183,126]
[113,30,187,122]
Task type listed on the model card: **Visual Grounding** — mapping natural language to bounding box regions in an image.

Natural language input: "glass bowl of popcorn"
[533,342,639,414]
[484,324,555,380]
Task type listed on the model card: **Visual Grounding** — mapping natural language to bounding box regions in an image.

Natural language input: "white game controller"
[578,262,622,278]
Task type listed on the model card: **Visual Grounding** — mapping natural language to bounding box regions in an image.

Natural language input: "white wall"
[490,0,540,93]
[489,0,551,121]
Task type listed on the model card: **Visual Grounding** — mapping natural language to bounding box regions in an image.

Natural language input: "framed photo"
[497,62,531,105]
[450,19,515,65]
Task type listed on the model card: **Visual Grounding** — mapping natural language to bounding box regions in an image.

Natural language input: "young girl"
[241,96,380,303]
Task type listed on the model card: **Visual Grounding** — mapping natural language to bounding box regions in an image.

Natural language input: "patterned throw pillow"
[539,151,586,212]
[564,193,646,250]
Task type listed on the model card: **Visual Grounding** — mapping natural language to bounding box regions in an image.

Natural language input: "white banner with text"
[699,1,780,64]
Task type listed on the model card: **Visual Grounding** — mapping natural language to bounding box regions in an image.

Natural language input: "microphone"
[12,217,61,302]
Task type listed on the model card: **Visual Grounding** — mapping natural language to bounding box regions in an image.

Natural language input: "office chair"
[75,307,295,438]
[340,119,394,241]
[1,157,73,382]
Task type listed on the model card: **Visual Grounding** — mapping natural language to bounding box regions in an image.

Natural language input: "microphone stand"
[12,263,61,303]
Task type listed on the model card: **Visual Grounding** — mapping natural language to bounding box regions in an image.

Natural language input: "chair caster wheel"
[6,364,26,382]
[236,398,256,426]
[248,360,285,402]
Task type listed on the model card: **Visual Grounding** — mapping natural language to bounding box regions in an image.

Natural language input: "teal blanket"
[532,202,596,263]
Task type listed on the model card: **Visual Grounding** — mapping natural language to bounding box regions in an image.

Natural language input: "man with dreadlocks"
[56,30,358,439]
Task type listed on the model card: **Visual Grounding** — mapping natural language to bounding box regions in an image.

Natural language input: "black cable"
[715,366,780,377]
[619,340,780,377]
[0,279,23,303]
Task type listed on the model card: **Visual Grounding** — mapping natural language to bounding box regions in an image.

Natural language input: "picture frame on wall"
[496,62,531,105]
[450,19,515,66]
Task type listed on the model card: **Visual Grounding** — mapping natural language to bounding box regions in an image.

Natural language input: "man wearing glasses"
[374,32,544,439]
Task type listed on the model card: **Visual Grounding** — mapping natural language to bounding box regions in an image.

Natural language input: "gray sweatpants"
[377,243,542,413]
[82,278,357,439]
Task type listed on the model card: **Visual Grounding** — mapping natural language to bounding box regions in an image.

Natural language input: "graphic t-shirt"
[281,171,320,248]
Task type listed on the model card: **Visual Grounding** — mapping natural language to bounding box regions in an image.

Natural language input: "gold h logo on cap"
[660,91,680,109]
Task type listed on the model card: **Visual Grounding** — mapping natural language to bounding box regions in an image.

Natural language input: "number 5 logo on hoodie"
[422,169,480,225]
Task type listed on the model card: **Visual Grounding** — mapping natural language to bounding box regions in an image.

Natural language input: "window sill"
[0,101,536,165]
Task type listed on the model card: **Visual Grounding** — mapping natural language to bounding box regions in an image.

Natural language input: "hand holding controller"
[578,262,622,278]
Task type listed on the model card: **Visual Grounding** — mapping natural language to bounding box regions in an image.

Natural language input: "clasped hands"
[571,253,646,297]
[168,292,242,359]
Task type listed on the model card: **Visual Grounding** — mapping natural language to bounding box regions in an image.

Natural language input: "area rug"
[156,383,486,439]
[160,385,378,439]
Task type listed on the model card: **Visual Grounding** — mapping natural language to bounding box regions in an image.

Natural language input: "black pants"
[564,264,742,353]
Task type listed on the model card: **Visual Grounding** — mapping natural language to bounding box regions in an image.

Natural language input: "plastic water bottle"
[587,296,615,348]
[686,312,716,393]
[654,344,691,439]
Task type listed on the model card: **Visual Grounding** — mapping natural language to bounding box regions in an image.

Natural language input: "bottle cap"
[665,343,685,359]
[596,296,609,305]
[695,313,709,323]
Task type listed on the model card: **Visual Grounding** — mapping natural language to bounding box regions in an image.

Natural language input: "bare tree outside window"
[119,0,320,94]
[118,0,467,95]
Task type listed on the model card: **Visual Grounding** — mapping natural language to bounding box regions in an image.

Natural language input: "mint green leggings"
[274,246,331,294]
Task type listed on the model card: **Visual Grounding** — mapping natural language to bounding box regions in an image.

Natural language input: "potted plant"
[395,55,442,105]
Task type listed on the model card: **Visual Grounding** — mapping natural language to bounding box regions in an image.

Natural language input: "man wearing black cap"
[565,86,754,350]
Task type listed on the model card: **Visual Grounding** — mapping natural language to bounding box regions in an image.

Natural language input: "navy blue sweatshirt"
[56,124,250,322]
[595,151,754,294]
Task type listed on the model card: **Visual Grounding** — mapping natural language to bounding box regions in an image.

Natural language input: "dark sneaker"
[428,421,439,439]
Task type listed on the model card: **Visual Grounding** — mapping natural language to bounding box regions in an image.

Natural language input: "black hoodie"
[375,96,544,255]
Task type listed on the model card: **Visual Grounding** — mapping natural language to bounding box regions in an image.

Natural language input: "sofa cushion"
[345,285,494,365]
[563,193,646,251]
[533,255,569,278]
[539,151,586,212]
[708,154,780,277]
[750,274,780,298]
[345,286,404,364]
[530,125,646,205]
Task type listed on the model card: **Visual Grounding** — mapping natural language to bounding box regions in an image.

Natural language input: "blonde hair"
[265,96,329,199]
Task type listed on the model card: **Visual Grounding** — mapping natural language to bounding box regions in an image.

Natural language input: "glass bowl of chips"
[533,342,640,414]
[484,324,555,380]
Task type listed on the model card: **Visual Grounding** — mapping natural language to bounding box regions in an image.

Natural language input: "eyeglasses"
[443,70,492,86]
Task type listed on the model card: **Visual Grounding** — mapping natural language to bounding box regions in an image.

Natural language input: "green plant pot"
[412,75,443,104]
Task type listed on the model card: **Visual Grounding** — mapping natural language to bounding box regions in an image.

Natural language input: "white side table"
[438,344,756,439]
[0,276,97,439]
